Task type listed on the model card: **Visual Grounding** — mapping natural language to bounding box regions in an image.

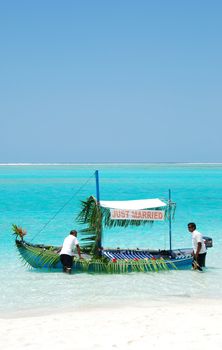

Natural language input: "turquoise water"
[0,164,221,316]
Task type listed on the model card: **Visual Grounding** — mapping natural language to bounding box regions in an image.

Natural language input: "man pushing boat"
[59,230,83,273]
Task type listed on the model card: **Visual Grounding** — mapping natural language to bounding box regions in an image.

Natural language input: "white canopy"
[100,198,167,210]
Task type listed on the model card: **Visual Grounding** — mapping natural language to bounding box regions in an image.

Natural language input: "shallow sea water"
[0,164,221,316]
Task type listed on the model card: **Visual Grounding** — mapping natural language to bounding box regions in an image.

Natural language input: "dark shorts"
[197,252,206,267]
[193,252,206,270]
[60,254,73,268]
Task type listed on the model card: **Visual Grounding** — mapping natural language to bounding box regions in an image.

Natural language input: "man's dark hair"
[188,222,196,230]
[70,230,77,235]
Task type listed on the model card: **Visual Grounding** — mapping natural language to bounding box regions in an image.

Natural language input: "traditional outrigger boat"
[13,171,212,273]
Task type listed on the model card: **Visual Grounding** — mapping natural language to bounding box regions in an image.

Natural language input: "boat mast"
[168,189,172,252]
[95,170,100,204]
[95,170,102,254]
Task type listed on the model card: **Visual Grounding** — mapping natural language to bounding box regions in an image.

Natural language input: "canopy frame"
[76,170,176,257]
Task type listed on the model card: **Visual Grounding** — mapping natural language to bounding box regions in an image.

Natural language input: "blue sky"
[0,0,221,163]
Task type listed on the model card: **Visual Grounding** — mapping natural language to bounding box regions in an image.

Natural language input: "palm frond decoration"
[12,224,27,240]
[76,196,102,257]
[73,257,176,273]
[164,201,176,220]
[15,240,61,268]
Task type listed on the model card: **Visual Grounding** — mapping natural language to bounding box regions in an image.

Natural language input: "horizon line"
[1,162,222,166]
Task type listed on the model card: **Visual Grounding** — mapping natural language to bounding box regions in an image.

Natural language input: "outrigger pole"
[168,189,172,252]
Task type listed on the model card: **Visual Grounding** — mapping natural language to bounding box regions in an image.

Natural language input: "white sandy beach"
[1,299,222,350]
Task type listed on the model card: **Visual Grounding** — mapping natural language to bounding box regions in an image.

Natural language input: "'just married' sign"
[110,209,165,221]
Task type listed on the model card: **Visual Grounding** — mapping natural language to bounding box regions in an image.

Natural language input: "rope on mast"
[30,173,94,242]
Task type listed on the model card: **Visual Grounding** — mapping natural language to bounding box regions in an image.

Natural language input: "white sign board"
[110,209,165,221]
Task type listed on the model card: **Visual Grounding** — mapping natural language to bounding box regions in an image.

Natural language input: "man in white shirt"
[60,230,82,273]
[187,222,207,271]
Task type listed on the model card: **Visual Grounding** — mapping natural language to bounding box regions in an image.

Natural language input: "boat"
[13,171,213,273]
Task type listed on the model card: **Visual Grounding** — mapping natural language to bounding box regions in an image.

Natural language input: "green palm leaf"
[76,196,102,257]
[16,240,60,268]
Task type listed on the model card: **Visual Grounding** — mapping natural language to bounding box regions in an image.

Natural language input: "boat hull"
[15,240,193,272]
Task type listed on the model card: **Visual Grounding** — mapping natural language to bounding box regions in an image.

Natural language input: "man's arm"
[195,242,202,259]
[76,244,83,259]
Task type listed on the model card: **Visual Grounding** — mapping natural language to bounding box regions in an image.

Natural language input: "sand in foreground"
[0,300,222,350]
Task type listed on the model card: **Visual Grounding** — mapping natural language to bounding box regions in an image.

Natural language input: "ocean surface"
[0,163,221,316]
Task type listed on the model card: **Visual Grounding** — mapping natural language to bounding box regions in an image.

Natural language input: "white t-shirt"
[192,230,207,254]
[60,235,79,256]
